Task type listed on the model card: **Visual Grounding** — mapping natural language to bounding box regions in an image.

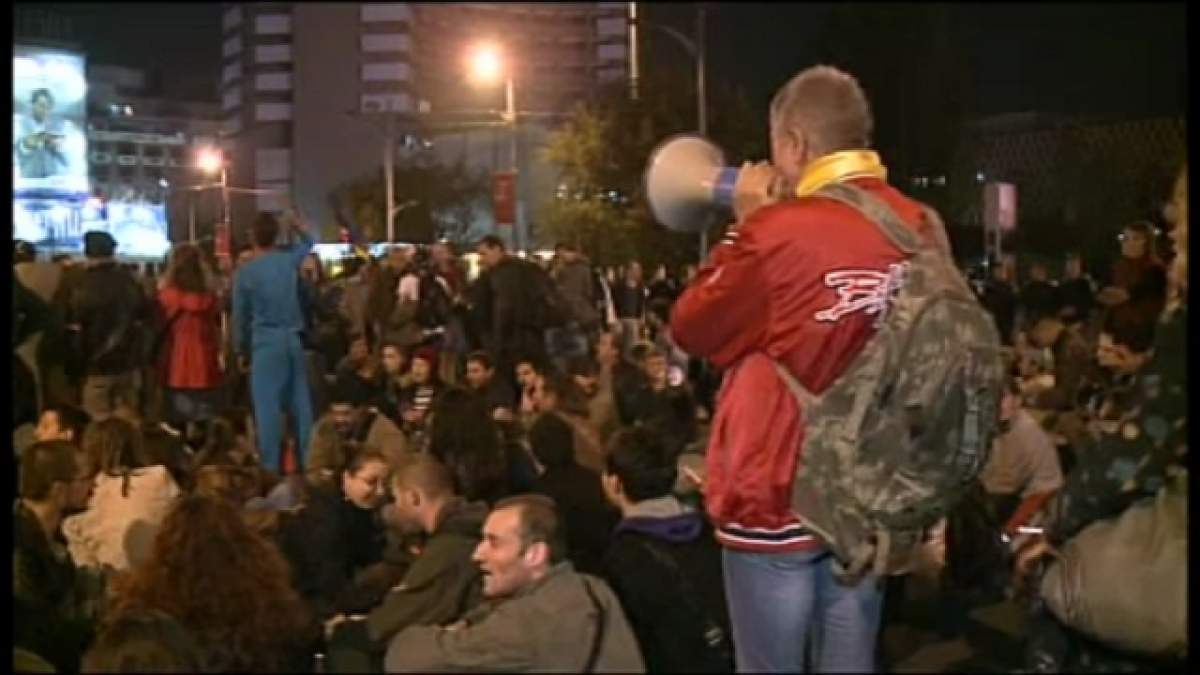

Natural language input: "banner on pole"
[492,171,516,227]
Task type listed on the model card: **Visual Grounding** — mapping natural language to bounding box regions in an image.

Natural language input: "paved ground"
[881,575,1028,673]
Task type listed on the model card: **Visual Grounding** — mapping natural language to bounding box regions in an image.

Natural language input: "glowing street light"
[196,147,223,174]
[467,43,504,85]
[466,41,522,249]
[194,147,229,244]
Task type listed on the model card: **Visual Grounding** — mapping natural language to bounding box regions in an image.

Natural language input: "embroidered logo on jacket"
[813,262,910,325]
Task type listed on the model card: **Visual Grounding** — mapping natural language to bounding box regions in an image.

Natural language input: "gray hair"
[769,65,873,156]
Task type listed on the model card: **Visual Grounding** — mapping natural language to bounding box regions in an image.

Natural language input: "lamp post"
[196,147,228,243]
[468,42,521,251]
[630,3,709,259]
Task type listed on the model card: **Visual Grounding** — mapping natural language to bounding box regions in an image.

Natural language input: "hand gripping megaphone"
[643,134,741,233]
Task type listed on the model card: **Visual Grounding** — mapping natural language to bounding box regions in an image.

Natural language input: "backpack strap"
[814,182,923,255]
[770,359,816,410]
[580,578,607,674]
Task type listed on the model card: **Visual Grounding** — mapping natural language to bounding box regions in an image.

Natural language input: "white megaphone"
[644,134,741,233]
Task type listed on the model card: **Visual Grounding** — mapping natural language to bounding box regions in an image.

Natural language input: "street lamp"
[467,41,521,250]
[630,2,709,259]
[196,147,228,244]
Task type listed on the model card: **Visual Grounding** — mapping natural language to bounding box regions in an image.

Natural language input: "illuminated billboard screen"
[13,45,171,260]
[13,45,88,199]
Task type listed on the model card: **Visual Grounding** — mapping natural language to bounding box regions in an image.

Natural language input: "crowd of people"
[11,62,1186,674]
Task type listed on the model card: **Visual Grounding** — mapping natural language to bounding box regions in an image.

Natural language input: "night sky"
[45,2,1186,120]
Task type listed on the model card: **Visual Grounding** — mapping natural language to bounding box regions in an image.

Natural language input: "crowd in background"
[10,160,1186,673]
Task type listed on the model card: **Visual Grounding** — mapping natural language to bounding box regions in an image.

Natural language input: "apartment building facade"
[219,2,629,248]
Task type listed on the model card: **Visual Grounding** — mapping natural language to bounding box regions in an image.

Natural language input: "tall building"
[87,64,223,243]
[219,2,629,248]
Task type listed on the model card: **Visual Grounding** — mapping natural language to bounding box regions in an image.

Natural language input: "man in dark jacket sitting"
[326,456,487,673]
[601,427,734,673]
[529,412,618,576]
[14,441,101,673]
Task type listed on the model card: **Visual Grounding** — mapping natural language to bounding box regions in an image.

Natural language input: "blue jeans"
[723,546,884,673]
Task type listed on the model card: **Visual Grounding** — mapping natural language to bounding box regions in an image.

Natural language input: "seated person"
[530,413,619,577]
[464,350,517,421]
[263,381,409,510]
[568,356,620,444]
[335,333,385,407]
[319,382,408,467]
[106,495,317,672]
[532,370,606,474]
[384,495,645,673]
[62,418,182,572]
[82,609,207,673]
[514,357,544,424]
[326,456,488,673]
[376,341,413,425]
[626,347,698,455]
[428,388,516,505]
[33,403,91,448]
[945,380,1064,597]
[601,427,733,673]
[276,447,391,620]
[594,330,644,426]
[397,347,445,435]
[1023,316,1093,412]
[14,441,99,673]
[1061,306,1156,449]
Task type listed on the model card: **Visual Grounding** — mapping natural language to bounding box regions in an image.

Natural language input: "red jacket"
[670,177,940,552]
[158,286,223,390]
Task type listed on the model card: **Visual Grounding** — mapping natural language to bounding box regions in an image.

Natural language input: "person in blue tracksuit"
[233,210,316,474]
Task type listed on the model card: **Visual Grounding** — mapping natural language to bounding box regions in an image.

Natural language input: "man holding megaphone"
[668,65,955,673]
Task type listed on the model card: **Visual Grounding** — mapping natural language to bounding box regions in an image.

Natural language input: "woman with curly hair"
[107,495,317,673]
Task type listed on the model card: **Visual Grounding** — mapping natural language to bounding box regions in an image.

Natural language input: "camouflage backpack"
[773,182,1005,583]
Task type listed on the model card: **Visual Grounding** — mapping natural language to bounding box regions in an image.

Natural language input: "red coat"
[158,285,223,390]
[669,177,942,553]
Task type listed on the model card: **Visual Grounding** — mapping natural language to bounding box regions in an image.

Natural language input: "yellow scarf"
[794,150,888,198]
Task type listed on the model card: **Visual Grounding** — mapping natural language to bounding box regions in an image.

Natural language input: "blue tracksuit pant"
[250,328,313,473]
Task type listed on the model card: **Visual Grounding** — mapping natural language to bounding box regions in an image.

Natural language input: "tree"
[538,73,764,269]
[328,157,488,245]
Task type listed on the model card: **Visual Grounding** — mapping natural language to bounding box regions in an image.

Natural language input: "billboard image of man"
[14,88,74,180]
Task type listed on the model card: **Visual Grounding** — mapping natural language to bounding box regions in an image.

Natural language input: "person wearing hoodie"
[601,427,734,673]
[326,456,487,673]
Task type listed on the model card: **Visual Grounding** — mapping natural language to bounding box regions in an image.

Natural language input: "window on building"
[361,3,412,23]
[362,62,410,82]
[223,88,242,111]
[255,72,292,92]
[596,17,626,37]
[361,33,411,52]
[255,14,291,35]
[223,35,243,58]
[255,44,292,64]
[256,103,293,122]
[256,181,290,212]
[118,165,135,180]
[360,93,412,114]
[223,5,242,32]
[222,62,242,85]
[597,43,627,62]
[255,148,291,182]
